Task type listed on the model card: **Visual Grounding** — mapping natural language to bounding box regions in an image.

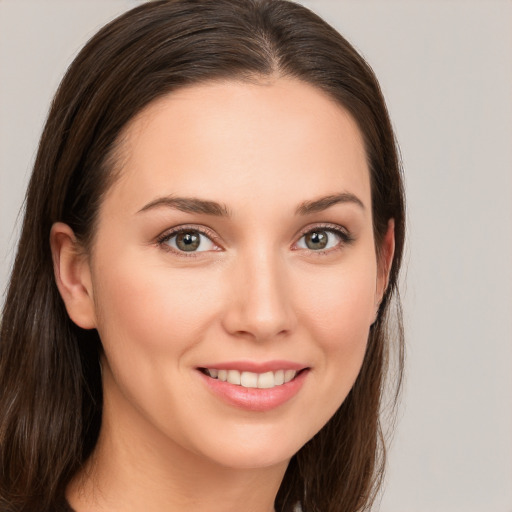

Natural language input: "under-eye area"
[198,368,310,389]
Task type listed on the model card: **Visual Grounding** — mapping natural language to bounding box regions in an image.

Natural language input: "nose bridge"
[223,244,295,341]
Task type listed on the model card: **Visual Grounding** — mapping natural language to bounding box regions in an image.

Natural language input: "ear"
[50,222,97,329]
[375,218,395,314]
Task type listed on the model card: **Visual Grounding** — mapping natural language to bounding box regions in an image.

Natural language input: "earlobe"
[375,219,395,315]
[50,222,97,329]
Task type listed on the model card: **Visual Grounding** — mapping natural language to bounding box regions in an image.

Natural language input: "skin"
[51,77,394,512]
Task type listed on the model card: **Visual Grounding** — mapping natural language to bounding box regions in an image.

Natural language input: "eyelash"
[294,224,355,255]
[156,223,354,258]
[156,225,221,258]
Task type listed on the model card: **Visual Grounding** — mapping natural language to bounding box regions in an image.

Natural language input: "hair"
[0,1,405,511]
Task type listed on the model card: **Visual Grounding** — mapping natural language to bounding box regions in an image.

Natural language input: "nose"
[221,250,297,342]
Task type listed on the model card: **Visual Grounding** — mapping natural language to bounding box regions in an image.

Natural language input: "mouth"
[199,367,307,389]
[197,364,310,411]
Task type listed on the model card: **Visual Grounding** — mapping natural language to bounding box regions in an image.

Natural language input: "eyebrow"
[295,193,365,215]
[137,192,364,217]
[138,196,231,217]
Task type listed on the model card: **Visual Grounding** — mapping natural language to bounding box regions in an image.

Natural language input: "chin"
[184,420,317,471]
[206,445,295,471]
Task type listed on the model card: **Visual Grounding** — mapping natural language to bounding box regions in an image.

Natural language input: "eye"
[159,228,219,253]
[295,227,350,252]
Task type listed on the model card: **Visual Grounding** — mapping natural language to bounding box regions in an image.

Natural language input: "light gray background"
[1,1,511,511]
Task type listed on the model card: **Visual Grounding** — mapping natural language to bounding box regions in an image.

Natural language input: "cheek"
[299,263,377,345]
[297,259,377,395]
[90,255,227,438]
[91,254,224,358]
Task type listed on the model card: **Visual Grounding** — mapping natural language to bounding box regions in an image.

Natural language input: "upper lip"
[197,360,308,373]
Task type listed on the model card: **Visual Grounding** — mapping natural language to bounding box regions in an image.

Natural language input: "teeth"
[227,369,241,385]
[284,369,296,383]
[258,371,274,389]
[204,368,299,388]
[240,371,258,388]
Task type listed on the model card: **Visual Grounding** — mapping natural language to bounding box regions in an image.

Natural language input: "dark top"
[52,495,74,512]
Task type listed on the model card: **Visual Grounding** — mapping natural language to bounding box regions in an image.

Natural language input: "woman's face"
[73,78,391,470]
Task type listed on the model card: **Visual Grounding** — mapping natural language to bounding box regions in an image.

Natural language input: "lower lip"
[198,369,309,412]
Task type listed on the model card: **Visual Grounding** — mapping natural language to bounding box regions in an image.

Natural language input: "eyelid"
[156,224,223,256]
[154,222,353,257]
[293,223,354,252]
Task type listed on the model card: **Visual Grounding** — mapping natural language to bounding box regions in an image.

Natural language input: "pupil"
[306,231,328,250]
[176,231,200,251]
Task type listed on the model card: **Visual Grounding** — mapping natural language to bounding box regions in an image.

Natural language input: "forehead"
[106,77,371,216]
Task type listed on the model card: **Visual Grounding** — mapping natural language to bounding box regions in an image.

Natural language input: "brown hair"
[0,1,405,511]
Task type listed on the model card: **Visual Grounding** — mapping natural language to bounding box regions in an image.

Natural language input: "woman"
[0,1,405,511]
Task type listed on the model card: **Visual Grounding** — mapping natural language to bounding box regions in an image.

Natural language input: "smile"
[200,368,298,389]
[198,366,309,412]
